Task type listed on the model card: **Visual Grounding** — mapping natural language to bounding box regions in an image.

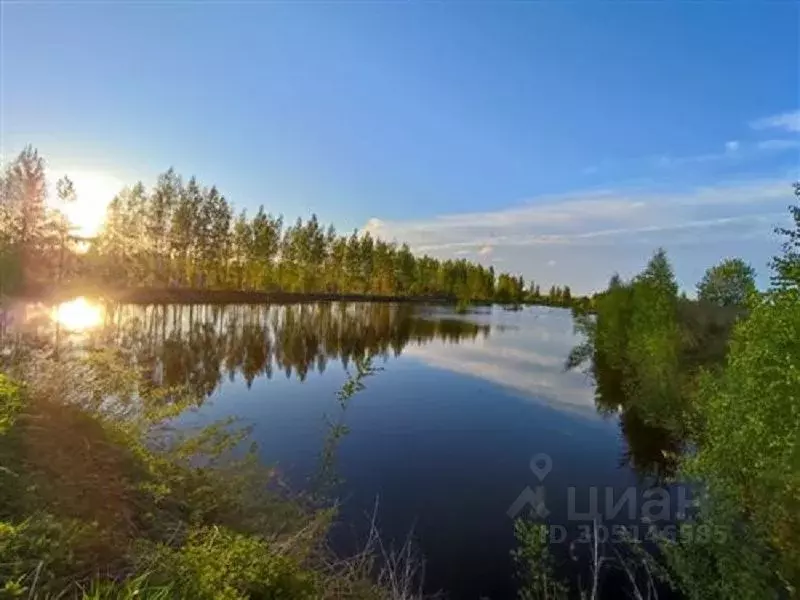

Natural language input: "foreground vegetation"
[0,342,429,599]
[1,146,579,308]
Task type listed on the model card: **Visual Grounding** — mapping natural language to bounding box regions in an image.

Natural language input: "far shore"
[4,286,592,310]
[7,287,465,306]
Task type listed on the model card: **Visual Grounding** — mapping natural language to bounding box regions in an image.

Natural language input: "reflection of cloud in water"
[405,306,596,417]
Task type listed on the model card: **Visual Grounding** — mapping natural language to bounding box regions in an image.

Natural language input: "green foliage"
[0,514,110,594]
[696,257,757,307]
[0,147,82,293]
[571,251,691,432]
[0,374,21,435]
[0,247,22,297]
[626,250,684,423]
[140,526,318,599]
[495,273,524,304]
[770,182,800,291]
[0,347,382,599]
[571,250,743,437]
[567,255,743,481]
[77,575,174,600]
[523,281,577,308]
[660,189,800,597]
[512,520,568,600]
[670,287,800,596]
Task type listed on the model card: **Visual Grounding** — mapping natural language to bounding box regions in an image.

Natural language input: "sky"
[1,1,798,294]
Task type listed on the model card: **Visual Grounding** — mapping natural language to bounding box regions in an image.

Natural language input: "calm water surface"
[13,300,670,598]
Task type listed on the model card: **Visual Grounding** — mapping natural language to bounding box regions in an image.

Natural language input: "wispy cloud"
[756,139,800,152]
[363,176,793,294]
[588,115,798,177]
[654,137,794,169]
[750,110,800,133]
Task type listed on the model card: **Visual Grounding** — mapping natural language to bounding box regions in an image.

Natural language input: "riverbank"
[0,349,421,599]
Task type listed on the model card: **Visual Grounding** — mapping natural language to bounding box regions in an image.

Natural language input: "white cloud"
[653,136,797,170]
[656,141,747,168]
[363,217,385,235]
[750,110,800,133]
[362,177,793,294]
[756,139,800,152]
[478,244,493,256]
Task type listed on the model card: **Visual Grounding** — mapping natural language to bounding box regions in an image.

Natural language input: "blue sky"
[2,2,798,293]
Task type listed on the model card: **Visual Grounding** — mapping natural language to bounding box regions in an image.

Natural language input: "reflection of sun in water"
[52,297,103,331]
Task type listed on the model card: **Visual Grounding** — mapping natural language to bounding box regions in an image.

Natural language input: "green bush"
[140,526,319,599]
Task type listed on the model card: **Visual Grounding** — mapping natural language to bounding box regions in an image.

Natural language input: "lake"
[8,299,676,598]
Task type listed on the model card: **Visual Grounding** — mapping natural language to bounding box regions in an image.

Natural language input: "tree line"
[0,146,581,307]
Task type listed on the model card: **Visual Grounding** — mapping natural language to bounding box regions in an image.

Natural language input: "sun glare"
[52,297,104,331]
[52,170,124,239]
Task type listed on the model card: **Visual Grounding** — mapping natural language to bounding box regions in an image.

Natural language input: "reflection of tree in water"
[617,408,681,480]
[92,302,489,398]
[588,352,683,482]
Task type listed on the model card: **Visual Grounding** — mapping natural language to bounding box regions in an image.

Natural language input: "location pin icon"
[529,453,552,481]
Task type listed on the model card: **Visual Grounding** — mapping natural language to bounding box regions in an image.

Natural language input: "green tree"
[230,209,252,289]
[169,176,202,286]
[394,243,416,295]
[668,288,800,598]
[250,207,282,290]
[696,258,757,307]
[637,247,678,297]
[0,146,49,288]
[147,169,181,285]
[53,176,78,284]
[770,182,800,291]
[626,249,683,426]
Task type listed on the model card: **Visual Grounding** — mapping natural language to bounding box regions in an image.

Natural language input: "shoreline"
[8,287,463,306]
[5,286,584,309]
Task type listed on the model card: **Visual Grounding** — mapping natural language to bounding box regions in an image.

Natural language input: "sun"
[52,297,104,331]
[51,169,124,239]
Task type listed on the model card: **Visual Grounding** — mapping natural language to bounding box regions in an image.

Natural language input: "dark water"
[12,300,676,598]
